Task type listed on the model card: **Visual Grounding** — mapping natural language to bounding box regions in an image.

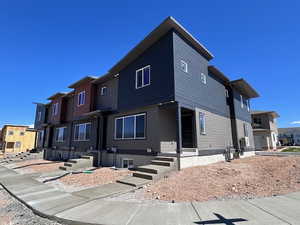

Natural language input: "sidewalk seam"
[125,203,142,225]
[246,200,292,225]
[190,202,202,222]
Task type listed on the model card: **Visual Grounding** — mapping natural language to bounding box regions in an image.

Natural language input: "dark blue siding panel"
[117,32,174,111]
[173,32,230,118]
[233,90,252,123]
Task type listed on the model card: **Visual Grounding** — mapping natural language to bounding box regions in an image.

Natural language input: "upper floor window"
[74,123,91,141]
[246,99,250,112]
[52,103,59,116]
[199,112,206,135]
[100,86,107,96]
[20,131,25,136]
[180,60,188,73]
[38,130,44,143]
[8,131,14,136]
[55,127,66,142]
[115,113,146,140]
[38,111,42,121]
[136,65,150,89]
[78,91,86,106]
[240,95,243,108]
[200,73,207,84]
[225,89,229,98]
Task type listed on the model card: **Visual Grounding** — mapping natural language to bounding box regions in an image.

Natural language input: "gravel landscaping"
[0,187,62,225]
[45,168,132,192]
[141,156,300,202]
[10,159,64,174]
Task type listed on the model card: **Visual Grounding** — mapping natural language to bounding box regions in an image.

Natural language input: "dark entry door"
[181,113,194,148]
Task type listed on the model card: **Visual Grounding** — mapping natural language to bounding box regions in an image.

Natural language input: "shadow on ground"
[194,213,247,224]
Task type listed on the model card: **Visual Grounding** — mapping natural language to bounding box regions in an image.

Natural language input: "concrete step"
[81,155,93,160]
[151,160,172,167]
[154,156,175,162]
[182,148,197,152]
[136,164,169,174]
[64,162,73,167]
[132,172,154,180]
[59,166,67,171]
[68,159,78,163]
[116,176,149,187]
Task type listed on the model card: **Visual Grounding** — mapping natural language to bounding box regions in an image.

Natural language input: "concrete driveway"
[1,165,300,225]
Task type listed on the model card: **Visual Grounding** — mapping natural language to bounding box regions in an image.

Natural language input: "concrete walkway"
[1,165,300,225]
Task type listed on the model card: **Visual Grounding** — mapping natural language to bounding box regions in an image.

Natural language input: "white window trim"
[77,91,86,106]
[135,65,151,89]
[100,86,107,96]
[122,158,134,168]
[180,60,188,73]
[56,127,66,142]
[199,112,206,135]
[38,111,42,121]
[201,73,207,84]
[225,89,229,98]
[247,99,250,112]
[53,103,59,116]
[114,113,146,140]
[240,95,244,108]
[73,123,91,141]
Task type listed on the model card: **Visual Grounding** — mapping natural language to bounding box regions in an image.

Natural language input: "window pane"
[79,124,85,140]
[136,115,145,138]
[74,125,79,140]
[124,116,134,138]
[56,129,59,141]
[136,70,143,88]
[143,67,150,85]
[85,124,91,140]
[63,128,66,141]
[200,113,205,134]
[116,118,123,139]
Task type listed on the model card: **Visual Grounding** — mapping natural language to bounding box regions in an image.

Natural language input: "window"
[180,60,188,73]
[6,142,14,148]
[199,112,206,135]
[115,113,146,140]
[55,127,66,142]
[38,130,44,143]
[240,95,243,108]
[136,65,150,89]
[253,117,262,125]
[122,158,134,168]
[100,86,107,96]
[15,142,21,148]
[200,73,207,84]
[78,91,86,106]
[20,131,25,136]
[8,131,14,135]
[74,123,91,141]
[243,123,249,137]
[225,89,229,98]
[52,103,59,116]
[38,111,42,121]
[246,99,250,112]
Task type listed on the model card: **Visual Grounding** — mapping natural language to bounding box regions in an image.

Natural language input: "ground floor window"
[199,112,206,135]
[15,142,21,148]
[115,113,146,140]
[55,127,66,142]
[122,158,134,168]
[74,123,91,141]
[6,142,14,148]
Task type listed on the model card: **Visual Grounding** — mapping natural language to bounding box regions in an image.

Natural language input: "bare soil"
[59,168,132,188]
[143,156,300,202]
[11,159,64,174]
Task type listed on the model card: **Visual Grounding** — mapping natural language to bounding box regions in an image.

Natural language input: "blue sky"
[0,0,299,128]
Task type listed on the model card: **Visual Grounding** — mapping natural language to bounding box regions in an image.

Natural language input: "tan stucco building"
[0,125,36,153]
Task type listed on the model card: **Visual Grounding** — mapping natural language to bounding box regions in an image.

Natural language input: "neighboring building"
[278,127,300,146]
[34,17,259,169]
[251,111,279,150]
[0,125,36,153]
[0,129,3,150]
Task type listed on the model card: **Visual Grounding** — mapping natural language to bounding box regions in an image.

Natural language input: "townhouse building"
[278,127,300,146]
[34,17,259,169]
[251,111,279,150]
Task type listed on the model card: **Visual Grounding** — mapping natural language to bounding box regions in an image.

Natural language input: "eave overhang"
[47,92,67,101]
[92,73,114,84]
[109,16,213,74]
[68,76,97,89]
[230,79,259,98]
[208,66,230,83]
[251,111,280,118]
